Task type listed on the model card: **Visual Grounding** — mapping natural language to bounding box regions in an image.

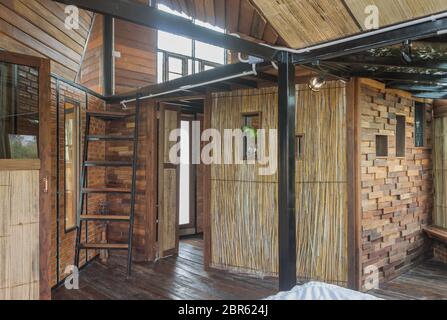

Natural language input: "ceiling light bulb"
[309,76,326,92]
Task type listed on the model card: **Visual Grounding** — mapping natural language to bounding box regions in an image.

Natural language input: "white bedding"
[265,282,382,300]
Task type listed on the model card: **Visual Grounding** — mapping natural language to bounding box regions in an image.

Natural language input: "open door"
[157,103,180,258]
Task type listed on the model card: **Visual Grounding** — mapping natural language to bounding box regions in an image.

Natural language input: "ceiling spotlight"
[401,40,413,64]
[308,75,326,92]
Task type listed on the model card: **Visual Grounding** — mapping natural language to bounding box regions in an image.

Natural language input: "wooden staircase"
[74,100,141,276]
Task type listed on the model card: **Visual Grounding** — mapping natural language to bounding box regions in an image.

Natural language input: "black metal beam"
[53,0,279,61]
[277,52,297,291]
[386,83,447,92]
[108,62,273,103]
[350,71,447,83]
[292,14,447,64]
[412,91,447,99]
[103,15,114,96]
[326,55,447,71]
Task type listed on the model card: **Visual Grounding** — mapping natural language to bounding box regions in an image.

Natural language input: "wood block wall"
[104,102,157,262]
[433,240,447,264]
[49,78,106,286]
[359,79,433,289]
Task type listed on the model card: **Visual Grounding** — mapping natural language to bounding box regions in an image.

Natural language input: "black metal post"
[277,52,297,291]
[103,15,114,96]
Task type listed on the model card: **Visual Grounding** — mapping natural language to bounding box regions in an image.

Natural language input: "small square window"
[376,135,388,157]
[415,102,425,147]
[242,113,261,160]
[396,115,406,157]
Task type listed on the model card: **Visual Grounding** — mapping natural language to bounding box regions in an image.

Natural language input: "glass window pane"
[179,121,190,225]
[0,62,39,159]
[168,56,183,74]
[415,103,425,147]
[157,51,164,83]
[158,31,192,56]
[168,72,182,81]
[195,41,226,64]
[64,102,80,231]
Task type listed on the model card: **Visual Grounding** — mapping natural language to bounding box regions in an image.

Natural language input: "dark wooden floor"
[53,237,278,300]
[369,259,447,300]
[53,237,447,300]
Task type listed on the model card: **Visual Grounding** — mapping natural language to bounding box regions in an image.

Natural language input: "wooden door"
[157,103,180,258]
[0,52,51,300]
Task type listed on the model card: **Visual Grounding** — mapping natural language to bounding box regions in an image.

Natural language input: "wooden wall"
[358,79,433,289]
[114,19,157,95]
[0,0,95,80]
[49,78,106,286]
[208,82,349,284]
[0,169,40,300]
[105,102,158,262]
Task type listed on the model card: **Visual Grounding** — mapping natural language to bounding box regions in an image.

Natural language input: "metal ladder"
[74,99,140,276]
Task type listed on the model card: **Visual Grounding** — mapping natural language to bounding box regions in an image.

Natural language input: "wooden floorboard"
[52,237,447,300]
[369,259,447,300]
[52,237,279,300]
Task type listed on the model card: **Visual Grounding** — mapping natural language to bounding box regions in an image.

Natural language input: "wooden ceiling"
[0,0,95,80]
[251,0,447,48]
[157,0,286,45]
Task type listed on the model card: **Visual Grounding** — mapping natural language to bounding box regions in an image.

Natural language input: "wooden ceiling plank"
[238,0,255,35]
[225,0,240,33]
[214,0,226,29]
[204,0,215,25]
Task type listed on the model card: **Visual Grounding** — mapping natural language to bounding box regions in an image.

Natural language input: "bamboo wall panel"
[210,83,348,284]
[433,117,447,228]
[345,0,447,31]
[0,170,40,300]
[160,169,178,255]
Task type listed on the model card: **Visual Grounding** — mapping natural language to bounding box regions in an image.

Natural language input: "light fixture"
[401,40,413,64]
[308,75,326,92]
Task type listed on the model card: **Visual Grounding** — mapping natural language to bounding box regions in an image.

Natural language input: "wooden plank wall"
[0,0,95,80]
[0,170,40,300]
[114,19,157,95]
[208,83,349,284]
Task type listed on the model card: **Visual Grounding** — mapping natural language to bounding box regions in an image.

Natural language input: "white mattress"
[265,282,382,300]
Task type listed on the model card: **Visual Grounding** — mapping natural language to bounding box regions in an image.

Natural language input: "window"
[242,113,261,160]
[396,115,406,157]
[415,102,425,147]
[64,101,80,232]
[376,135,388,157]
[157,4,226,83]
[296,134,305,160]
[0,62,39,159]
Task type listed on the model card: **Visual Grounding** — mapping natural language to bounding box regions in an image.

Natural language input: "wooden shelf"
[423,226,447,243]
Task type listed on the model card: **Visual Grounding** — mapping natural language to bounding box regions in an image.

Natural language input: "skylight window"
[157,4,226,83]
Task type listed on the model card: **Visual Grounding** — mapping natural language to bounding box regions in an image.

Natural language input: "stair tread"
[87,110,134,120]
[81,215,130,221]
[80,243,129,249]
[82,187,131,193]
[87,135,135,141]
[84,161,133,167]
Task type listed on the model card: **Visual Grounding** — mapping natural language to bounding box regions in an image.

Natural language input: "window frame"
[63,99,81,233]
[241,112,262,161]
[396,115,406,158]
[414,102,426,148]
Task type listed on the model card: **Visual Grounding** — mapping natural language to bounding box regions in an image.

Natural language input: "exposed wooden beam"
[387,83,447,92]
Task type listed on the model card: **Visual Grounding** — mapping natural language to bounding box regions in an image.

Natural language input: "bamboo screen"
[210,82,348,285]
[433,117,447,228]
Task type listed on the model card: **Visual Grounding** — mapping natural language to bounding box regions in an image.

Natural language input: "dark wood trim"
[346,78,362,290]
[203,93,212,270]
[0,51,42,68]
[145,100,158,261]
[38,58,52,300]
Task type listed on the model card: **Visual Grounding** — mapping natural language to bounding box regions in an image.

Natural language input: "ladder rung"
[82,188,131,194]
[80,215,131,222]
[87,135,135,141]
[87,110,135,120]
[79,243,129,250]
[84,161,133,167]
